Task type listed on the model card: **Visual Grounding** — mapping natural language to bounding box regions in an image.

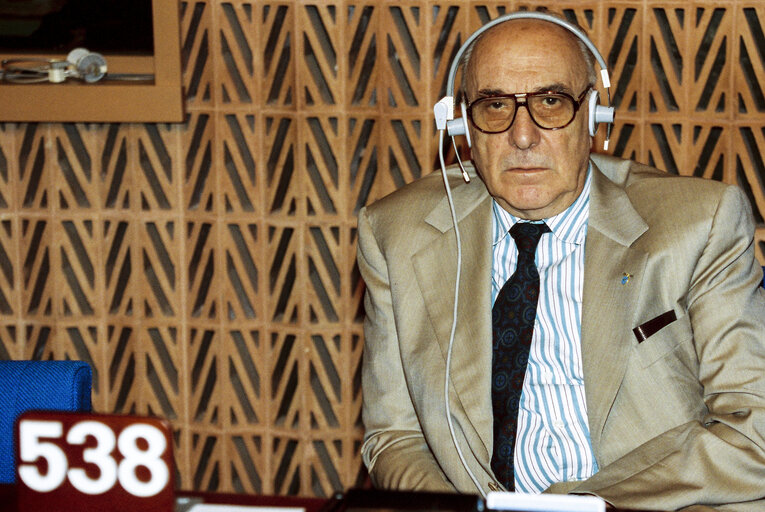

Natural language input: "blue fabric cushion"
[0,360,92,483]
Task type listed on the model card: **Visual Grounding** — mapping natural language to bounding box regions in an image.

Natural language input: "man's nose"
[508,104,540,149]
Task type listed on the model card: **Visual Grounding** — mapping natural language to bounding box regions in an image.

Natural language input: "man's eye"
[542,96,562,106]
[488,101,507,110]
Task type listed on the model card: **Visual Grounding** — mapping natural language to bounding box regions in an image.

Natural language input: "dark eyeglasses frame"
[466,88,591,133]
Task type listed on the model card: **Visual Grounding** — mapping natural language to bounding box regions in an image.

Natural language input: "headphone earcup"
[588,89,616,137]
[460,102,471,148]
[588,90,600,136]
[446,102,472,148]
[66,48,107,83]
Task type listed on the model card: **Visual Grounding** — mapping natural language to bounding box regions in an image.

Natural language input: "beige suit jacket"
[357,154,765,511]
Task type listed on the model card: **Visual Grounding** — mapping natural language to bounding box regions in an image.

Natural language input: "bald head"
[460,17,597,102]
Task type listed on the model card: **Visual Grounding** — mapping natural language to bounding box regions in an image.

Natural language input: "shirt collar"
[491,163,591,246]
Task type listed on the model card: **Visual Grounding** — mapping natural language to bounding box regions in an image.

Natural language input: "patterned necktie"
[490,221,550,490]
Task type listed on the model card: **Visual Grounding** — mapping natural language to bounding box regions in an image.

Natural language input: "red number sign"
[16,411,174,512]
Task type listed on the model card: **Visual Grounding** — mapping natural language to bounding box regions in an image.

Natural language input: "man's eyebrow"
[476,83,577,97]
[533,83,571,94]
[476,88,506,97]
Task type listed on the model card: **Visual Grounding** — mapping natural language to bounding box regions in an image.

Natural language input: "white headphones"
[1,48,107,84]
[434,11,615,152]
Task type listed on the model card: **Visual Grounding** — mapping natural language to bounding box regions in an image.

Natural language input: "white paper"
[486,491,605,512]
[188,505,306,512]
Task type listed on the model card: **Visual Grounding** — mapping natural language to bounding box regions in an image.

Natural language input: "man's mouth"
[507,166,547,172]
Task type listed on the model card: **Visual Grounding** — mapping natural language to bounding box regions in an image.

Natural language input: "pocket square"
[633,310,677,343]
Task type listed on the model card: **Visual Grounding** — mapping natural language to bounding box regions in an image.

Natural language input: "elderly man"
[357,13,765,512]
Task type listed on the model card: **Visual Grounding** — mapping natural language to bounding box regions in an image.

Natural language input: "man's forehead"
[477,17,581,47]
[467,20,588,93]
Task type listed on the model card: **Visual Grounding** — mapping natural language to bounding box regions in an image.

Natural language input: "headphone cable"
[438,129,487,497]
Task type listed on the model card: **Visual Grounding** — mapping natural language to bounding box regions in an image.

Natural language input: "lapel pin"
[621,273,632,285]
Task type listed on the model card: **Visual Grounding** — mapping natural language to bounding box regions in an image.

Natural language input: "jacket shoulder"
[592,153,731,198]
[592,153,746,232]
[360,164,479,230]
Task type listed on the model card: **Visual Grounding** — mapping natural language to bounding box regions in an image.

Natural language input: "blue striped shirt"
[490,167,598,493]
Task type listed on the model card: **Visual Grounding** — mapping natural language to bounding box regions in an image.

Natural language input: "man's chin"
[495,196,553,220]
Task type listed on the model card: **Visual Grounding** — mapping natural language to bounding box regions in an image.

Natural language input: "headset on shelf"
[431,11,615,496]
[1,48,154,84]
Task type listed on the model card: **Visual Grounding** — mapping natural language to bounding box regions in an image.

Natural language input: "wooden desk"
[0,484,325,512]
[179,490,326,512]
[0,484,662,512]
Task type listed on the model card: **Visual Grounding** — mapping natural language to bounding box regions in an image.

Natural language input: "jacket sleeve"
[357,206,455,492]
[565,185,765,509]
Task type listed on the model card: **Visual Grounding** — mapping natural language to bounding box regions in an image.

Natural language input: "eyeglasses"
[466,89,591,133]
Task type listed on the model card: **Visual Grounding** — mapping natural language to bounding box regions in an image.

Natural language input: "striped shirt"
[490,167,598,493]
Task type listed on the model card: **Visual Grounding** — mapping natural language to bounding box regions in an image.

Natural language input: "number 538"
[18,416,171,498]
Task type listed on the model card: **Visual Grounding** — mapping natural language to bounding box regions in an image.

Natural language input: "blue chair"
[0,360,92,483]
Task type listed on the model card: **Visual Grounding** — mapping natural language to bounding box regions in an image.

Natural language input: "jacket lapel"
[412,171,495,459]
[582,160,649,454]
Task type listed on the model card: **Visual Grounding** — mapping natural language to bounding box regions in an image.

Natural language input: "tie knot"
[510,222,550,255]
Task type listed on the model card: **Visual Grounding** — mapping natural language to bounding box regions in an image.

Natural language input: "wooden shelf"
[0,0,183,123]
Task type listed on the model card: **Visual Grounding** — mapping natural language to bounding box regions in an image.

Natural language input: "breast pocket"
[634,311,693,368]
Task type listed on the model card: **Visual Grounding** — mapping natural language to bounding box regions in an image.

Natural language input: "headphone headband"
[435,10,615,153]
[445,11,610,97]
